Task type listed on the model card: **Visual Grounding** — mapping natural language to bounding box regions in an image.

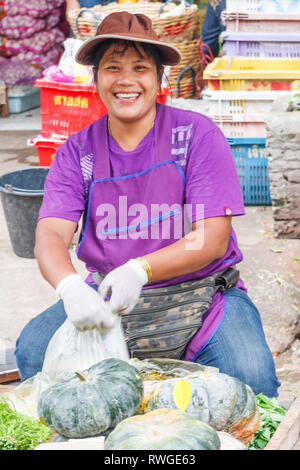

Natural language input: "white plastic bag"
[42,317,129,382]
[42,38,93,83]
[3,316,129,419]
[59,38,93,83]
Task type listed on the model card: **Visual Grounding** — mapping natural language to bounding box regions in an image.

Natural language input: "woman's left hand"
[99,259,149,314]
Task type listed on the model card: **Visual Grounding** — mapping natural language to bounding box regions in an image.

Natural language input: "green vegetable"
[134,358,259,445]
[0,397,53,450]
[248,393,286,450]
[104,409,221,450]
[38,358,144,438]
[0,436,18,450]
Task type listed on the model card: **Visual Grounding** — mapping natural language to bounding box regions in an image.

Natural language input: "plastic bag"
[43,38,93,83]
[5,27,65,55]
[0,58,42,85]
[3,317,129,419]
[42,64,75,83]
[42,317,129,383]
[0,15,46,39]
[2,0,64,18]
[12,44,64,69]
[0,8,62,39]
[60,38,93,83]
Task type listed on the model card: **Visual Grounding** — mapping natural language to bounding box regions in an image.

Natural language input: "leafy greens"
[0,397,53,450]
[248,393,287,450]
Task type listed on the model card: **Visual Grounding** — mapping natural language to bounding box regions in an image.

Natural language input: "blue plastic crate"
[227,137,272,206]
[8,85,40,114]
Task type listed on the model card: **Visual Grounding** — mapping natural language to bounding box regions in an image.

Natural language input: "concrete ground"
[0,106,299,403]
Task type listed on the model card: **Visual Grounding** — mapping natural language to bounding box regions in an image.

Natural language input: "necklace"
[107,118,112,136]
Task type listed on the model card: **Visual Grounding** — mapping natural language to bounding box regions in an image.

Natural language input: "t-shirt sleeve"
[38,137,86,223]
[185,122,245,222]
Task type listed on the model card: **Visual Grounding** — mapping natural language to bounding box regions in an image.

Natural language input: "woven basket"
[68,1,199,42]
[167,39,203,98]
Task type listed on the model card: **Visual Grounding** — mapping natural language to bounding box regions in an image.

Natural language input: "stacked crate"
[202,0,300,205]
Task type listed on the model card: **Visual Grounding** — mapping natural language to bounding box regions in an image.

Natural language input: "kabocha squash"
[37,358,143,438]
[104,408,221,450]
[130,358,260,444]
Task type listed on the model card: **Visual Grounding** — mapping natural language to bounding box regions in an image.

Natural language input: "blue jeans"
[15,286,280,397]
[193,288,280,397]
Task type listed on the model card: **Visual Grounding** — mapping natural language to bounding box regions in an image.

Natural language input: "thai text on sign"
[53,95,89,108]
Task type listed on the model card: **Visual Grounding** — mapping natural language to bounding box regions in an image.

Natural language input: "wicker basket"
[68,1,199,42]
[167,39,203,98]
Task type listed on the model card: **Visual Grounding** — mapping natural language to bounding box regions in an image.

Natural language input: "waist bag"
[93,267,239,360]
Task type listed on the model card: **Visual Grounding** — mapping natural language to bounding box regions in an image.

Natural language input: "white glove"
[99,259,149,315]
[56,274,115,331]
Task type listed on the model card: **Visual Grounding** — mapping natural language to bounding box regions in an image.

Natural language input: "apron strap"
[154,103,172,165]
[91,104,173,180]
[92,114,111,180]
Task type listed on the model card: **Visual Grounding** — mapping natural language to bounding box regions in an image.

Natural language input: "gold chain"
[107,118,112,136]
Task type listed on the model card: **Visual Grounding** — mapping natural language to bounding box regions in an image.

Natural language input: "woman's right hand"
[56,274,115,331]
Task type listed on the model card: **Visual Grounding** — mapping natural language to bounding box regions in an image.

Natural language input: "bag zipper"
[141,281,215,297]
[124,297,212,316]
[126,321,202,342]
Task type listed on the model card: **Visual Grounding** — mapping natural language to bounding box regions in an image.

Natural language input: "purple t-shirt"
[38,103,246,358]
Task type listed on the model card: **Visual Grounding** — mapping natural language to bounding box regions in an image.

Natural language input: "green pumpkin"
[104,408,221,450]
[130,358,260,444]
[37,358,143,438]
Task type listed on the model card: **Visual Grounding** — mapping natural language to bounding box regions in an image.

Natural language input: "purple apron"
[75,105,244,358]
[77,107,189,284]
[77,105,243,289]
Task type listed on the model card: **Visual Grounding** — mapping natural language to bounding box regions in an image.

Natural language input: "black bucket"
[0,167,49,258]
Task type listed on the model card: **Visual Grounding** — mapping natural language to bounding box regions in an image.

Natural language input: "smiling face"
[95,41,162,125]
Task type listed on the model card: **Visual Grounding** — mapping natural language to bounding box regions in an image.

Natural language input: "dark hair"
[90,39,164,85]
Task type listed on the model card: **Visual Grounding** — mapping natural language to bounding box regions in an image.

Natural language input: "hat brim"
[75,33,182,66]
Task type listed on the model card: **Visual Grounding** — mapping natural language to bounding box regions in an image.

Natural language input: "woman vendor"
[15,12,280,397]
